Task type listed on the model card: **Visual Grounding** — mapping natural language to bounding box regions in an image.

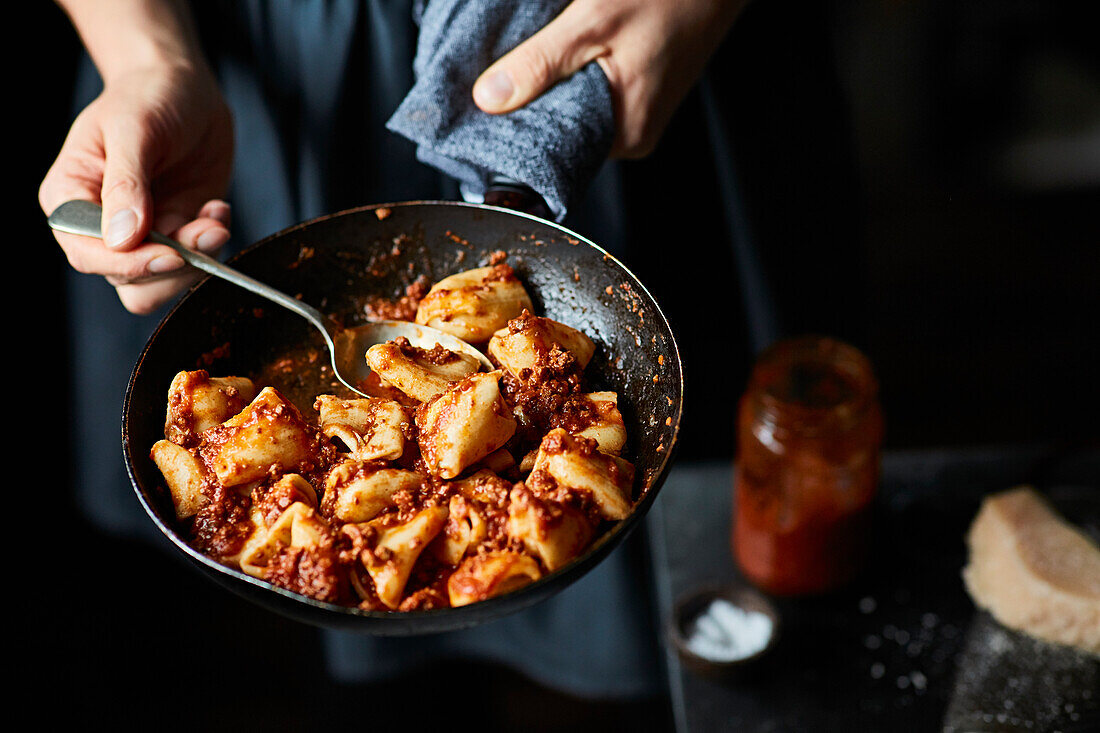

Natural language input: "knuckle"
[101,175,143,202]
[120,257,152,282]
[572,2,616,42]
[517,43,557,88]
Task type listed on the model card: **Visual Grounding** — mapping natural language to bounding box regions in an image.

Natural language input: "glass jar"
[732,336,883,596]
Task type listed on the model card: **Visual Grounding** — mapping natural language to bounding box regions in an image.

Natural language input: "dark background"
[19,0,1096,729]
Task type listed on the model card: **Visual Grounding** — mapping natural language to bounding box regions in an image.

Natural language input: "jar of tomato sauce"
[733,336,883,596]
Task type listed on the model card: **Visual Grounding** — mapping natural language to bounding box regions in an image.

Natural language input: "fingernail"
[475,71,514,109]
[196,228,227,253]
[148,254,184,274]
[204,200,231,222]
[106,208,139,248]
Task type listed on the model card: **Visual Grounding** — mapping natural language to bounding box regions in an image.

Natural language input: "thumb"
[473,4,603,114]
[100,120,156,251]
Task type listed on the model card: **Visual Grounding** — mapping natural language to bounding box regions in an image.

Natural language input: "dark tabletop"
[646,446,1100,732]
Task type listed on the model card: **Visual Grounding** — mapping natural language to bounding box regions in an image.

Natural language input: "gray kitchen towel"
[387,0,614,220]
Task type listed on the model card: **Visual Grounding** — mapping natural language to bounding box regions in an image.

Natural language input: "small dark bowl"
[668,583,782,679]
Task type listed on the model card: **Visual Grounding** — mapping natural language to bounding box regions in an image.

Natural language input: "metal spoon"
[47,200,492,396]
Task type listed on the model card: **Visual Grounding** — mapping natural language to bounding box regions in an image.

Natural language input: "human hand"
[39,63,234,314]
[472,0,745,159]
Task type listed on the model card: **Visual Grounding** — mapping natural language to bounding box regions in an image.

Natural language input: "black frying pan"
[123,201,683,635]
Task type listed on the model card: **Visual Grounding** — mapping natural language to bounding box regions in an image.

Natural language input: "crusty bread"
[963,486,1100,656]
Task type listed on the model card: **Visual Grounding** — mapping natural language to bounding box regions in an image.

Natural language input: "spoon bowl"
[332,320,494,388]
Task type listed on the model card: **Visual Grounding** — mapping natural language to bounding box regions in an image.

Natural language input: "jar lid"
[749,335,880,436]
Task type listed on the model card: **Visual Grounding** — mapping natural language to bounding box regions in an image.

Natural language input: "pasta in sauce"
[151,261,636,611]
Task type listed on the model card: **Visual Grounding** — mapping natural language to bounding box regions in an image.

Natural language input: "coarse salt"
[684,599,773,662]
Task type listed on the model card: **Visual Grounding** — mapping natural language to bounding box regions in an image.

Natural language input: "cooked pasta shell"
[211,387,313,487]
[532,429,635,520]
[323,460,425,523]
[435,495,490,566]
[573,392,627,455]
[150,439,208,520]
[415,265,534,343]
[315,394,409,461]
[239,501,326,578]
[487,313,595,377]
[365,341,480,403]
[507,484,595,572]
[165,370,256,444]
[415,371,517,479]
[363,505,448,609]
[447,551,542,607]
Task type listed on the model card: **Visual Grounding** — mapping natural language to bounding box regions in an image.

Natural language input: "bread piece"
[963,486,1100,656]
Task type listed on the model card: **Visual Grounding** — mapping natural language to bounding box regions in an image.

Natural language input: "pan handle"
[483,176,552,220]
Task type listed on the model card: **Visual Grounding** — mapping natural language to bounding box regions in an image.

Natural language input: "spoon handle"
[47,199,330,332]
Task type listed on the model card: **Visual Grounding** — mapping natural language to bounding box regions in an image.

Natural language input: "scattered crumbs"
[288,244,315,269]
[657,443,665,452]
[197,342,231,367]
[444,230,470,247]
[573,267,580,283]
[252,307,264,319]
[566,236,579,245]
[653,374,659,383]
[455,250,467,263]
[658,354,665,366]
[666,396,673,406]
[859,597,877,614]
[605,286,613,295]
[488,249,507,265]
[665,417,672,426]
[374,207,391,220]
